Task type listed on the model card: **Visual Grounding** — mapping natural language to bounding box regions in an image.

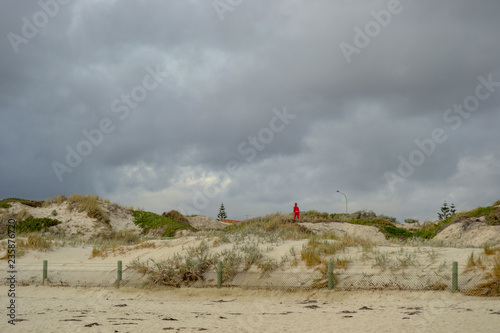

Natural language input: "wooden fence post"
[42,260,48,285]
[117,260,123,288]
[217,261,223,288]
[328,260,334,290]
[452,261,458,292]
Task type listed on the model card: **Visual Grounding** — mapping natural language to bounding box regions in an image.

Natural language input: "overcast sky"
[1,0,499,222]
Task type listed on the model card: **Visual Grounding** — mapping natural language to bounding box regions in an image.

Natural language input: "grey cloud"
[1,0,499,222]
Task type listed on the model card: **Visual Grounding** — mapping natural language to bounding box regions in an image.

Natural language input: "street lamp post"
[336,190,348,214]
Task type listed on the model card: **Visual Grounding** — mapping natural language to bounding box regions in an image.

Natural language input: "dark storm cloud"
[1,0,499,222]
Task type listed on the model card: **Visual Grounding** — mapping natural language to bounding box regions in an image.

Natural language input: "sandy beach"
[1,197,500,332]
[2,286,499,333]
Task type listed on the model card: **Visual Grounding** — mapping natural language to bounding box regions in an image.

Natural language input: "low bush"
[16,217,61,233]
[131,210,196,237]
[128,241,217,287]
[162,210,190,224]
[466,206,495,218]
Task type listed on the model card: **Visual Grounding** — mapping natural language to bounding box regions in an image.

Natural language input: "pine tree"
[450,203,457,216]
[217,202,227,221]
[438,201,456,220]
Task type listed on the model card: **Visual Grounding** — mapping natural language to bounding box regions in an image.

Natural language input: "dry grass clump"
[110,230,141,245]
[88,231,142,258]
[484,244,500,255]
[233,213,312,242]
[17,234,53,252]
[67,194,109,224]
[16,208,31,220]
[466,255,500,296]
[465,252,485,271]
[300,233,374,268]
[67,194,100,211]
[263,216,312,240]
[335,258,350,270]
[51,195,67,205]
[128,241,218,287]
[301,234,362,268]
[90,244,108,258]
[485,206,500,225]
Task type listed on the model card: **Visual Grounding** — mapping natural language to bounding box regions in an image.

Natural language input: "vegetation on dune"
[128,241,218,287]
[466,255,500,296]
[0,198,44,208]
[162,210,190,224]
[211,212,312,242]
[16,217,61,233]
[131,210,196,237]
[0,201,11,209]
[67,194,110,224]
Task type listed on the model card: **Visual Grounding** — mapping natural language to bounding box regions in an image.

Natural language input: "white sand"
[2,286,499,332]
[6,201,141,238]
[299,221,388,243]
[433,217,500,247]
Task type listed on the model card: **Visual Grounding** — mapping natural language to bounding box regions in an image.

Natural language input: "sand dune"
[1,198,500,332]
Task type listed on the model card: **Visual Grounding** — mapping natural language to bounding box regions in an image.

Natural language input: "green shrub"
[16,217,61,233]
[162,210,190,224]
[485,207,500,226]
[467,206,495,218]
[349,218,435,240]
[0,198,44,208]
[129,241,217,287]
[351,210,377,220]
[131,210,196,237]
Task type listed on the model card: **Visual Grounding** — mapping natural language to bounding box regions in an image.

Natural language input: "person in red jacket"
[293,203,300,220]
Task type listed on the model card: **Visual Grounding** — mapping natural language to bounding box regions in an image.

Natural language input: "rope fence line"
[8,259,495,295]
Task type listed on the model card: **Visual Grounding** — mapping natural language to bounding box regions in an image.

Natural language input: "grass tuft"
[466,255,500,296]
[128,241,218,287]
[17,234,53,251]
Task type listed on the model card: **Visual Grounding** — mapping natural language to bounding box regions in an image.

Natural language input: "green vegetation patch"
[466,206,495,218]
[349,218,434,240]
[0,198,44,208]
[465,205,500,226]
[131,210,196,237]
[16,217,61,233]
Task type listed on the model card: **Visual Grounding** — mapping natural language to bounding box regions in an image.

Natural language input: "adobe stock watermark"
[7,0,73,54]
[384,73,500,192]
[212,0,244,21]
[178,106,296,214]
[339,0,412,64]
[51,64,169,182]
